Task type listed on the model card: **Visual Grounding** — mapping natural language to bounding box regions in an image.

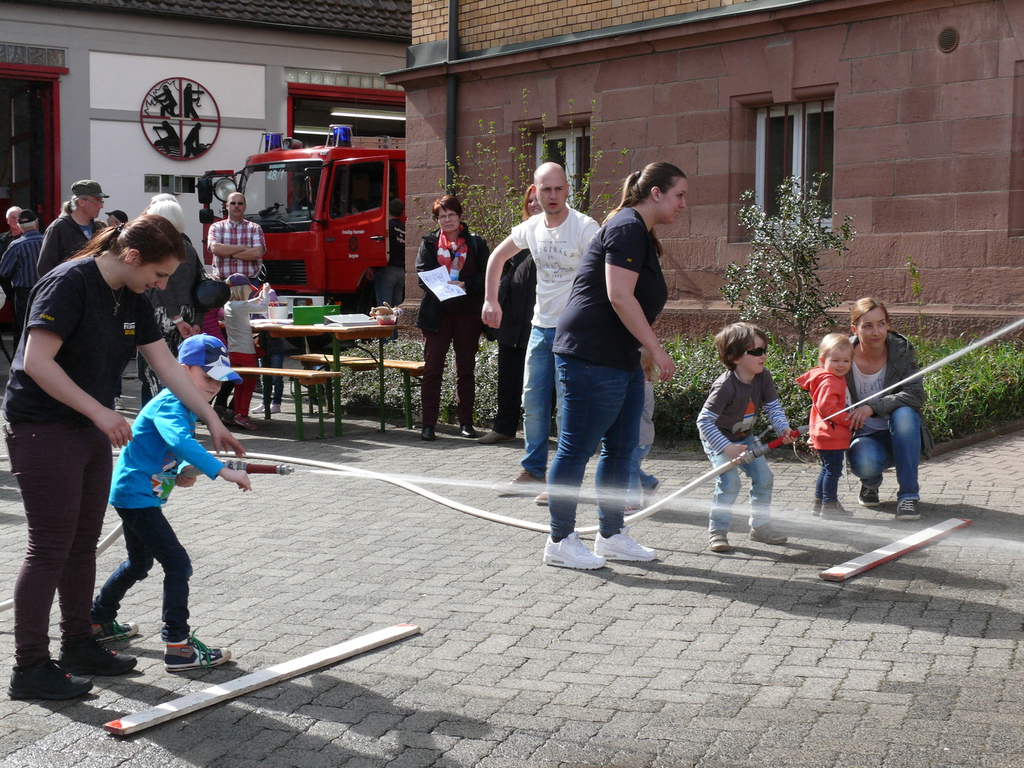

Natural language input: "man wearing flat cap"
[0,210,43,350]
[37,179,109,277]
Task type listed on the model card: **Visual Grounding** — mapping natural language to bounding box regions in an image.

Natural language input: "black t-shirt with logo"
[3,257,162,425]
[553,207,667,371]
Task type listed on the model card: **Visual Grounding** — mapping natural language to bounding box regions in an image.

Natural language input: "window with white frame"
[755,100,834,215]
[535,129,591,209]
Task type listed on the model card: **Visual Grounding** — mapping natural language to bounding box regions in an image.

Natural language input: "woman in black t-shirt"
[3,215,245,701]
[543,163,687,571]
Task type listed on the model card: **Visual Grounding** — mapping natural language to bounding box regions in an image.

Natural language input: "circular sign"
[140,78,220,161]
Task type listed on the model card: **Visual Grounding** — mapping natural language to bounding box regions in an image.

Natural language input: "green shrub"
[335,334,1024,448]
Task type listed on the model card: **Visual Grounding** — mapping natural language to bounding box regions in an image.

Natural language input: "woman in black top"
[415,195,489,441]
[544,162,687,570]
[3,215,244,701]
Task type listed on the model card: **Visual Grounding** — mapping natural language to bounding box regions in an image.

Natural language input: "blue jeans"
[374,266,405,341]
[92,506,194,643]
[848,406,921,501]
[521,326,563,479]
[266,339,286,405]
[702,434,774,532]
[815,449,846,503]
[547,355,644,540]
[374,265,405,307]
[627,444,658,505]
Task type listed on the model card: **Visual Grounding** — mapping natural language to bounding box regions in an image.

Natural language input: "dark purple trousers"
[421,313,483,427]
[5,422,111,666]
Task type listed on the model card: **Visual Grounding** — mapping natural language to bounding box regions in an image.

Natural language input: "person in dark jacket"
[415,195,489,441]
[37,180,108,277]
[479,188,540,444]
[137,195,209,404]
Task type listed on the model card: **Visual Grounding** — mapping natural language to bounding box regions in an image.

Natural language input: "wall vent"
[938,28,960,53]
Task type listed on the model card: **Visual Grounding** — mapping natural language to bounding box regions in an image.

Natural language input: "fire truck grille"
[264,260,308,286]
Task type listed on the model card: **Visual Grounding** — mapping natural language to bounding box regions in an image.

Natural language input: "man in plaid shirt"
[207,192,266,282]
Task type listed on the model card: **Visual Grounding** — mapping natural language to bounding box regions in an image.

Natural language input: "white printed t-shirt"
[510,208,598,328]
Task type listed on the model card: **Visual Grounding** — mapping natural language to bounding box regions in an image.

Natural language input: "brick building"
[390,0,1024,337]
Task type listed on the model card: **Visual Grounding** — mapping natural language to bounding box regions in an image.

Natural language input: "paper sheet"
[419,266,466,301]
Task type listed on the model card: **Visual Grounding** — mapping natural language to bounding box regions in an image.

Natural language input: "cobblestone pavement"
[0,371,1022,768]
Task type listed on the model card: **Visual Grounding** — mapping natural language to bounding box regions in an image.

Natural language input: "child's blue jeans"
[702,434,774,532]
[91,506,193,643]
[815,448,846,504]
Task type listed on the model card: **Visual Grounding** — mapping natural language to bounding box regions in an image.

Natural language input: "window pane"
[348,161,384,214]
[804,107,835,202]
[765,113,794,216]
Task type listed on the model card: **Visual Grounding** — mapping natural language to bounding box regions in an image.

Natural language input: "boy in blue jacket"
[91,334,251,671]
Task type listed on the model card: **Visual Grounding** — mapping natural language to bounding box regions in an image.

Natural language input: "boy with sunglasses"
[697,323,797,553]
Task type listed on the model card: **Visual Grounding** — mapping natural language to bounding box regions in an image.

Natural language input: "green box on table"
[291,304,340,325]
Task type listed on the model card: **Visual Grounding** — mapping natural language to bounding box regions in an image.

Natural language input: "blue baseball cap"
[178,334,242,383]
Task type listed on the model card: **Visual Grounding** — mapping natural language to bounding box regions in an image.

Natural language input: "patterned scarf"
[436,228,467,277]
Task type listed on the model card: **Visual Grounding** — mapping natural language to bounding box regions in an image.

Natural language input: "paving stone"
[1,359,1024,766]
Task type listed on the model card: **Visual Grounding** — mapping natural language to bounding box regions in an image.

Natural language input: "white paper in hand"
[420,266,466,301]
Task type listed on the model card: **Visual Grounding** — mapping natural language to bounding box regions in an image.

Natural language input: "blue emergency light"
[327,124,353,147]
[261,132,284,152]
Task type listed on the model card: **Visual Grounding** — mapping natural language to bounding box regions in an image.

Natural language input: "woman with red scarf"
[415,195,490,441]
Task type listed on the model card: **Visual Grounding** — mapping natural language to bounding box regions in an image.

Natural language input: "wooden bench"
[231,366,347,440]
[290,354,427,429]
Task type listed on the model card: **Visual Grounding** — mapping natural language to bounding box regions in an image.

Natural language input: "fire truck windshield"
[238,161,322,232]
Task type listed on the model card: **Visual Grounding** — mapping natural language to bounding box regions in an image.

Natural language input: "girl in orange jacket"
[796,333,854,517]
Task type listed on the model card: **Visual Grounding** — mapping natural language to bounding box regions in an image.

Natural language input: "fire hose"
[0,462,292,614]
[2,313,1022,615]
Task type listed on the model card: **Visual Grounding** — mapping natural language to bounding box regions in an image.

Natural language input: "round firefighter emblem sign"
[140,78,220,161]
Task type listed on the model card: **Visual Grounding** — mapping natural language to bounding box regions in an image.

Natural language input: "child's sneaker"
[811,497,822,516]
[165,634,231,671]
[820,501,853,518]
[708,531,732,553]
[93,620,139,643]
[269,402,282,414]
[749,524,788,545]
[232,415,259,430]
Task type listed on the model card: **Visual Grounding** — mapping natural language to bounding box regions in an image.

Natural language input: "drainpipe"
[445,0,459,192]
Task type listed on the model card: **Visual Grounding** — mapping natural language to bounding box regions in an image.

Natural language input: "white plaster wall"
[90,53,265,118]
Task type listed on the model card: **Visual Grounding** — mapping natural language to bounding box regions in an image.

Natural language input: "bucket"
[268,305,289,321]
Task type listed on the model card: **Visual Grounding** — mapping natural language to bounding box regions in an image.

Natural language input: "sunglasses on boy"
[744,347,768,357]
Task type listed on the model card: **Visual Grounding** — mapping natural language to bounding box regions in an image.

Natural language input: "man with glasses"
[207,192,265,283]
[37,180,109,277]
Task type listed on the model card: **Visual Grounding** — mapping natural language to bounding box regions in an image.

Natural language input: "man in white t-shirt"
[483,162,599,494]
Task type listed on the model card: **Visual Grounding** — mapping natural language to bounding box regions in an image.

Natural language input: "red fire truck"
[199,127,404,312]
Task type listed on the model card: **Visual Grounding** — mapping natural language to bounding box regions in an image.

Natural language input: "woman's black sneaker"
[895,498,920,520]
[858,484,880,507]
[9,660,92,700]
[59,637,137,676]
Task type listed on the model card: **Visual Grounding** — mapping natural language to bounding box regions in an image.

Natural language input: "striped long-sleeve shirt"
[0,230,42,289]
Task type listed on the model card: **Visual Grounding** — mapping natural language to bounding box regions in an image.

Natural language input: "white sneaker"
[594,526,657,561]
[543,533,606,569]
[269,403,281,414]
